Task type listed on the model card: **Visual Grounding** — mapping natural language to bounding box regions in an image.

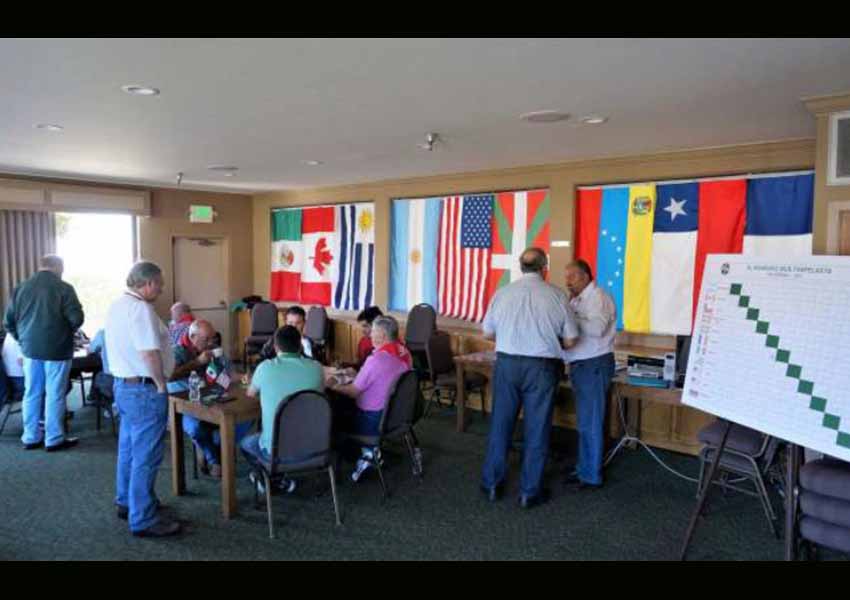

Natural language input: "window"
[55,213,136,337]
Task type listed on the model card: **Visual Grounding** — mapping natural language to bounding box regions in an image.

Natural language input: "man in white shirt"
[1,333,25,408]
[562,259,617,490]
[105,261,181,538]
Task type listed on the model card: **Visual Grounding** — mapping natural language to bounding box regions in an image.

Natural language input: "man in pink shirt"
[328,315,410,480]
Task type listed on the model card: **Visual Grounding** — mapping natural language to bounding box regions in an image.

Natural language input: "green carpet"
[0,394,844,561]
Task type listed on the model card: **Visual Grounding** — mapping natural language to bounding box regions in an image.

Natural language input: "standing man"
[562,259,617,490]
[105,261,180,537]
[4,255,84,452]
[480,248,579,508]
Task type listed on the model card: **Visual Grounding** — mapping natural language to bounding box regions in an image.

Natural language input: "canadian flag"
[300,207,336,305]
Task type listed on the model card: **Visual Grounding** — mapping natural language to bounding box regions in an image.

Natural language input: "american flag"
[438,194,493,322]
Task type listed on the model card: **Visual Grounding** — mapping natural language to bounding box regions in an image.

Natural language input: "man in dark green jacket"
[4,255,84,452]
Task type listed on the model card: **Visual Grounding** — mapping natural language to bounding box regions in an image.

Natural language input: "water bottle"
[188,371,201,403]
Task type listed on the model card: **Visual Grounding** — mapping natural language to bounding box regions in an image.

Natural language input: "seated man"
[168,302,195,346]
[240,325,324,493]
[88,328,115,410]
[1,332,26,408]
[257,305,313,363]
[351,306,383,369]
[326,315,411,481]
[168,319,250,478]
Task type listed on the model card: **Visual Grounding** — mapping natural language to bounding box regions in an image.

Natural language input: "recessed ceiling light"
[302,160,323,166]
[223,172,236,177]
[580,115,608,125]
[520,110,571,124]
[34,123,64,132]
[207,165,239,173]
[121,84,160,97]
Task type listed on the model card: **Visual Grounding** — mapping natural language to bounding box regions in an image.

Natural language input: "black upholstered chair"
[696,420,783,538]
[304,306,330,364]
[343,370,424,502]
[247,390,340,539]
[404,303,437,381]
[243,302,278,372]
[795,457,850,557]
[424,331,487,417]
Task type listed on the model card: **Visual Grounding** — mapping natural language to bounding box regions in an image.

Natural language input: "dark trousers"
[570,353,615,485]
[481,353,561,497]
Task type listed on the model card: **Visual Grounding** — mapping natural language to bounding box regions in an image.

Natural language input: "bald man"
[168,302,195,345]
[168,319,250,478]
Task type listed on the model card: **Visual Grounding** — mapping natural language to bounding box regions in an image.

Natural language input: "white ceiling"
[2,38,850,194]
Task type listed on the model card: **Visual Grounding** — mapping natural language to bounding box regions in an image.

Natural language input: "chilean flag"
[575,172,814,335]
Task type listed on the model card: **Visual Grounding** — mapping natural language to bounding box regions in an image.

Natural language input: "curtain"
[0,210,56,319]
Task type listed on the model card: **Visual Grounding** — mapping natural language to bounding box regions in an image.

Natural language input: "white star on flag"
[664,197,687,221]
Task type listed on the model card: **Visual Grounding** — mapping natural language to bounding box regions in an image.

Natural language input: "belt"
[117,376,156,385]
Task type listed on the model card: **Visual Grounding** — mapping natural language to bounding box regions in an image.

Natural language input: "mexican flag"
[487,189,551,300]
[270,209,303,301]
[300,206,336,305]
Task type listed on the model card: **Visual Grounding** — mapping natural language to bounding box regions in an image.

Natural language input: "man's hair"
[568,259,594,281]
[519,248,548,274]
[172,302,191,316]
[357,306,383,324]
[39,254,64,272]
[274,325,302,354]
[372,315,399,341]
[285,306,306,321]
[126,261,162,289]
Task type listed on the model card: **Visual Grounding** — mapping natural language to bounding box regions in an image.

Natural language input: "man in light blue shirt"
[480,247,579,509]
[562,259,617,490]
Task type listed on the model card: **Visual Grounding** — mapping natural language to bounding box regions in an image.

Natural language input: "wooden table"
[454,351,497,433]
[168,386,260,519]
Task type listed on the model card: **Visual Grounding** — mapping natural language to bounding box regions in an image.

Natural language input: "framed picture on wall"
[828,109,850,186]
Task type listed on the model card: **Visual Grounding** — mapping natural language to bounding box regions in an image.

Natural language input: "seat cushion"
[701,447,761,475]
[800,490,850,528]
[800,458,850,502]
[799,516,850,553]
[697,421,765,456]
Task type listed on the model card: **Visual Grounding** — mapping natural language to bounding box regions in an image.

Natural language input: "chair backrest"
[304,306,329,344]
[270,390,332,468]
[404,303,436,351]
[251,302,279,336]
[379,370,420,435]
[425,331,455,381]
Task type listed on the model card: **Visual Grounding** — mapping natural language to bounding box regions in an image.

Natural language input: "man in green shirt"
[240,325,324,493]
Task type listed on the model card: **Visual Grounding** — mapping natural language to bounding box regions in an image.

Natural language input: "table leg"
[220,414,238,519]
[169,400,186,496]
[456,363,467,433]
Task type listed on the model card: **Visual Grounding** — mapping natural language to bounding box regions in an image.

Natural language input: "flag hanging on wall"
[575,172,814,335]
[270,202,374,310]
[390,188,549,323]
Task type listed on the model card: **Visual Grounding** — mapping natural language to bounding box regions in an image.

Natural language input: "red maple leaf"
[311,237,333,275]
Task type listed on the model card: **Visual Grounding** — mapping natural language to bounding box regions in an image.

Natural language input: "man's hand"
[196,351,213,366]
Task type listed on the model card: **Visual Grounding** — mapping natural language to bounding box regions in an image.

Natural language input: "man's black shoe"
[479,484,503,502]
[131,519,181,538]
[117,500,163,521]
[519,488,551,509]
[563,472,580,485]
[45,438,79,452]
[22,440,45,450]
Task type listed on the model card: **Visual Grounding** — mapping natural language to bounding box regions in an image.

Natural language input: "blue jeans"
[570,353,615,485]
[481,354,561,497]
[183,416,253,466]
[21,358,71,447]
[114,379,168,533]
[240,433,271,471]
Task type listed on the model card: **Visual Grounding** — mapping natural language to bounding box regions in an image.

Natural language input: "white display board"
[683,255,850,461]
